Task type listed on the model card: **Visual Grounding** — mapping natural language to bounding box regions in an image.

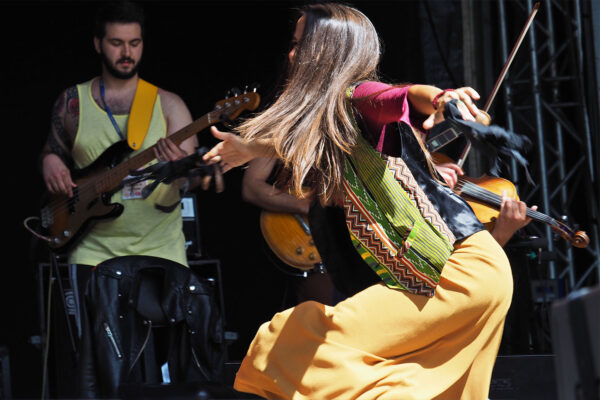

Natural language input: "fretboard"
[455,178,556,226]
[95,112,216,193]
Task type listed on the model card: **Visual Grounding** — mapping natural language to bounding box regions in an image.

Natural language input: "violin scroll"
[572,231,590,248]
[552,220,589,248]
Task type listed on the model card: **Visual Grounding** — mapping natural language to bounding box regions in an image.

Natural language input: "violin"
[432,153,589,248]
[428,2,587,248]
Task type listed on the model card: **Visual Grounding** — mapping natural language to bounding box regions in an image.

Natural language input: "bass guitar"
[39,91,260,253]
[260,211,322,271]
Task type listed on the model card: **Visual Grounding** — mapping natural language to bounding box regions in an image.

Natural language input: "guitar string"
[43,104,239,216]
[47,148,156,215]
[45,110,219,215]
[44,93,273,240]
[46,134,192,216]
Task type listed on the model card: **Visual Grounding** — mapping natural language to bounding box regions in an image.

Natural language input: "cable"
[23,217,51,243]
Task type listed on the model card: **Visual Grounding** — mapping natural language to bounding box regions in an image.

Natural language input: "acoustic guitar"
[39,91,261,253]
[260,211,322,271]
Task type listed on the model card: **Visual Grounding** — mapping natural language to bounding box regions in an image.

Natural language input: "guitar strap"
[127,79,159,150]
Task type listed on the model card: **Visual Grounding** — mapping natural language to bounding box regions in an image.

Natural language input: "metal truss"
[496,0,600,292]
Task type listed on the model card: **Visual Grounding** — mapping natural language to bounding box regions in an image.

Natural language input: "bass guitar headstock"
[211,85,260,126]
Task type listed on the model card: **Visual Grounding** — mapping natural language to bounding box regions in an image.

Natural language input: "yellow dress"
[234,230,512,400]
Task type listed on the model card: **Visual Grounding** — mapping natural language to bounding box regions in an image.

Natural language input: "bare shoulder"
[158,88,188,115]
[158,87,193,134]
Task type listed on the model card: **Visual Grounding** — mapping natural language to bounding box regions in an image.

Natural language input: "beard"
[100,50,140,80]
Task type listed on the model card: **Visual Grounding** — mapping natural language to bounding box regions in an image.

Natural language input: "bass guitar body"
[260,211,322,271]
[42,141,132,253]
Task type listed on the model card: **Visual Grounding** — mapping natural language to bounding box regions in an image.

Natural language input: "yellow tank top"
[68,78,188,267]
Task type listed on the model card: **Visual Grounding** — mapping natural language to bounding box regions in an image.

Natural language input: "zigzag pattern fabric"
[386,156,456,244]
[343,179,438,296]
[343,134,454,297]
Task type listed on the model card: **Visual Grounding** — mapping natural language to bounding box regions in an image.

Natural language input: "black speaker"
[490,354,557,399]
[181,193,204,258]
[551,286,600,400]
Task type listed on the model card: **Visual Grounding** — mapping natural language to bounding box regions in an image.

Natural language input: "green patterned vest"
[343,88,455,297]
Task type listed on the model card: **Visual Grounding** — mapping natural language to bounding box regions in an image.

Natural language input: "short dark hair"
[93,1,145,39]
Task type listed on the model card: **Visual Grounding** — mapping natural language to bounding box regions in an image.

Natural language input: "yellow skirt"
[234,230,513,400]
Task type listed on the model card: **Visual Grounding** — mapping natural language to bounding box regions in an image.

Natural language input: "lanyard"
[99,77,125,140]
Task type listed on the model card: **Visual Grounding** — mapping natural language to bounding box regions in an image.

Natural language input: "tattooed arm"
[41,86,79,197]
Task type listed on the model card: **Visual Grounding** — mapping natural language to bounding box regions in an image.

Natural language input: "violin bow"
[456,2,540,168]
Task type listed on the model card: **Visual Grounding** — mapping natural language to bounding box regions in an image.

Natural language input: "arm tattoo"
[41,86,79,169]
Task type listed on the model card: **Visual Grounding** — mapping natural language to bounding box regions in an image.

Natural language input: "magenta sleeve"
[352,82,419,152]
[352,82,412,126]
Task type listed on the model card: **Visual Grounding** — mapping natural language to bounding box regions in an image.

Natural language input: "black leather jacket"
[77,256,225,398]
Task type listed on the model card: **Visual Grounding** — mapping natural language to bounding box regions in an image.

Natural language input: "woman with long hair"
[206,3,516,399]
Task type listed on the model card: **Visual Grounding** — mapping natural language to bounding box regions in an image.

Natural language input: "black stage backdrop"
[1,1,469,397]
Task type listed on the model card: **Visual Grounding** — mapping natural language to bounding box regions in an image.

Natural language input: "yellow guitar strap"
[127,78,159,150]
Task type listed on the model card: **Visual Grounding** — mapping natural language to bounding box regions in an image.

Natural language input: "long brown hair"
[237,3,381,205]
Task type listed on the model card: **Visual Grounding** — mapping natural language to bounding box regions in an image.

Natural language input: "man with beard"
[39,1,206,396]
[41,1,197,266]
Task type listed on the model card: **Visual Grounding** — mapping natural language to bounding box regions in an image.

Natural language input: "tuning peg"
[244,82,260,93]
[228,87,242,97]
[225,87,242,98]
